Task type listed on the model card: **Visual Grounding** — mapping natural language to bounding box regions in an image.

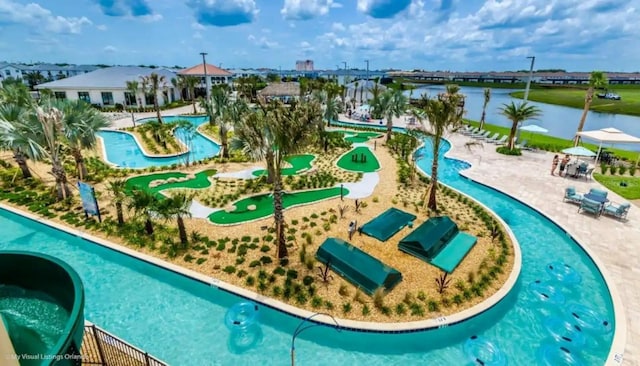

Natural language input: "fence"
[81,324,168,366]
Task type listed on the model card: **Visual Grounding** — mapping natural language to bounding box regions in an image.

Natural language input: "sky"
[0,0,639,72]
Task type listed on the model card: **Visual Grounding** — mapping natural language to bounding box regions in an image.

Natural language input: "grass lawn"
[593,173,640,200]
[125,169,217,198]
[510,88,640,116]
[336,146,380,172]
[464,119,640,163]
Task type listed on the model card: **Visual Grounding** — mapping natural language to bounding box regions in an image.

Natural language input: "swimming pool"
[0,128,616,365]
[97,116,220,169]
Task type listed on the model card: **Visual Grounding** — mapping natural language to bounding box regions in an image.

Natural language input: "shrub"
[427,300,439,312]
[311,296,323,308]
[395,303,406,315]
[630,165,637,176]
[286,269,298,279]
[273,267,286,276]
[619,165,628,176]
[272,286,282,297]
[263,234,274,242]
[496,146,521,156]
[223,266,236,274]
[260,256,272,265]
[452,294,463,305]
[183,254,195,262]
[410,303,424,316]
[600,162,608,174]
[324,300,334,310]
[249,260,261,268]
[342,302,352,314]
[237,269,248,278]
[416,291,427,302]
[303,275,314,286]
[260,245,271,252]
[245,276,255,286]
[373,289,385,309]
[196,258,207,265]
[338,284,350,296]
[362,305,371,316]
[609,164,618,175]
[235,257,245,265]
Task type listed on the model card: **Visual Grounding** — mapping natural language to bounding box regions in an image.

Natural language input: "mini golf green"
[336,146,380,173]
[333,130,383,143]
[252,154,315,177]
[209,186,348,224]
[125,169,217,198]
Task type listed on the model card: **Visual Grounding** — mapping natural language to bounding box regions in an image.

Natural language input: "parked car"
[596,92,621,100]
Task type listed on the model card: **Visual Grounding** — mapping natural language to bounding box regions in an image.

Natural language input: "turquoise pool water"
[0,122,615,365]
[0,285,69,365]
[97,116,220,169]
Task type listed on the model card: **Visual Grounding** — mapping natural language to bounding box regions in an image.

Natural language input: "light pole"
[200,52,209,98]
[342,61,347,85]
[523,56,535,101]
[364,59,370,82]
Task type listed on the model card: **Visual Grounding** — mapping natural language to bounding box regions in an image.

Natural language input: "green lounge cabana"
[398,216,477,273]
[316,238,402,295]
[360,207,417,242]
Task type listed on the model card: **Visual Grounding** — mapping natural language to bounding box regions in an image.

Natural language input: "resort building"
[257,81,300,102]
[35,66,178,108]
[177,63,233,97]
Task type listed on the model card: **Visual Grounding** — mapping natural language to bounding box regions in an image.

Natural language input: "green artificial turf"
[336,146,380,173]
[125,169,217,198]
[208,186,349,224]
[332,130,384,143]
[252,154,315,177]
[593,173,640,200]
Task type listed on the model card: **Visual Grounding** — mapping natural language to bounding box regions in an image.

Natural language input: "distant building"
[178,63,233,97]
[295,60,314,72]
[0,63,99,86]
[35,66,178,107]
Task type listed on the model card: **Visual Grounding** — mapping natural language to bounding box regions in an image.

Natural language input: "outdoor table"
[583,193,609,213]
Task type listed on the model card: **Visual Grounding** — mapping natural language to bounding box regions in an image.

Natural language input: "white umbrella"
[577,127,640,163]
[520,124,548,133]
[561,146,596,157]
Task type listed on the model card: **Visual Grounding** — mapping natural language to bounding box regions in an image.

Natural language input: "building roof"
[35,66,176,89]
[258,82,300,97]
[178,63,232,77]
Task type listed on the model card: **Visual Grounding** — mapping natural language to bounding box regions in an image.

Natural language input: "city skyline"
[1,0,639,72]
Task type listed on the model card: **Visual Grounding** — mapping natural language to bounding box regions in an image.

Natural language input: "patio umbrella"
[577,127,640,163]
[561,146,596,157]
[520,124,548,133]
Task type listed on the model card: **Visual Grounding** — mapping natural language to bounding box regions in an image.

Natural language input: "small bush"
[324,300,334,310]
[410,303,424,316]
[342,302,352,314]
[373,289,385,309]
[249,260,261,268]
[223,266,236,274]
[245,276,255,286]
[273,267,286,276]
[338,284,350,297]
[286,269,298,279]
[600,162,608,174]
[260,256,272,265]
[237,269,248,278]
[311,296,323,308]
[619,165,627,176]
[395,303,406,315]
[303,275,314,286]
[496,146,521,156]
[260,245,271,252]
[362,305,371,316]
[427,300,439,312]
[630,165,637,176]
[609,164,618,175]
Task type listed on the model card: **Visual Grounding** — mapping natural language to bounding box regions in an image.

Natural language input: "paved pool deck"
[443,132,640,366]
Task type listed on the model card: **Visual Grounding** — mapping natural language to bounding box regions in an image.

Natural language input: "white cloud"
[103,45,117,53]
[193,31,203,39]
[281,0,335,20]
[247,34,278,49]
[0,0,92,34]
[331,22,345,31]
[96,24,108,31]
[191,22,205,30]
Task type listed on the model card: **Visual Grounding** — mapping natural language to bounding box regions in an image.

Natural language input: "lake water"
[407,85,640,151]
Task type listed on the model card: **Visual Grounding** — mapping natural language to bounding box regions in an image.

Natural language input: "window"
[145,93,155,106]
[101,92,114,105]
[78,92,90,103]
[54,91,66,100]
[124,92,136,106]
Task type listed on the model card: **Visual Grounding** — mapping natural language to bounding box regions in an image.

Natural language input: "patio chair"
[603,202,631,221]
[583,167,594,180]
[469,128,484,137]
[462,126,479,135]
[578,197,602,218]
[563,186,583,204]
[515,139,529,149]
[492,135,508,145]
[483,132,499,142]
[588,188,608,201]
[472,131,491,140]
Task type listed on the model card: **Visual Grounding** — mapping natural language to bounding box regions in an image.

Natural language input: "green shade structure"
[315,238,402,295]
[398,216,477,273]
[360,208,417,242]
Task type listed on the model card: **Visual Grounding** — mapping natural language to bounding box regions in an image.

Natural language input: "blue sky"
[1,0,639,71]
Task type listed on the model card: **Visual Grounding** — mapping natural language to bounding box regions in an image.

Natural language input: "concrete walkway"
[444,132,640,366]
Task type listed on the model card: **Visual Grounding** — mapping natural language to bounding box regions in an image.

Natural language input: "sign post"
[78,182,102,222]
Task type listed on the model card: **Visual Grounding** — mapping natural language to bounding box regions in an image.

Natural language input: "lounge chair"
[473,131,491,140]
[515,139,529,149]
[588,188,608,201]
[492,135,508,145]
[469,129,486,137]
[483,132,499,142]
[462,126,479,135]
[603,202,630,221]
[563,186,583,204]
[578,197,602,218]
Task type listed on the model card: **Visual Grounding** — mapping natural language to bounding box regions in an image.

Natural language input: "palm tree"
[479,88,491,129]
[368,82,384,118]
[414,92,465,211]
[34,103,71,200]
[59,100,109,180]
[379,89,408,142]
[140,73,167,124]
[125,80,140,111]
[157,192,193,247]
[352,81,359,102]
[181,76,199,114]
[106,179,127,226]
[231,110,275,183]
[0,83,32,108]
[127,189,159,235]
[500,101,542,150]
[574,71,608,146]
[201,87,232,158]
[0,105,43,179]
[170,77,185,102]
[323,95,340,128]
